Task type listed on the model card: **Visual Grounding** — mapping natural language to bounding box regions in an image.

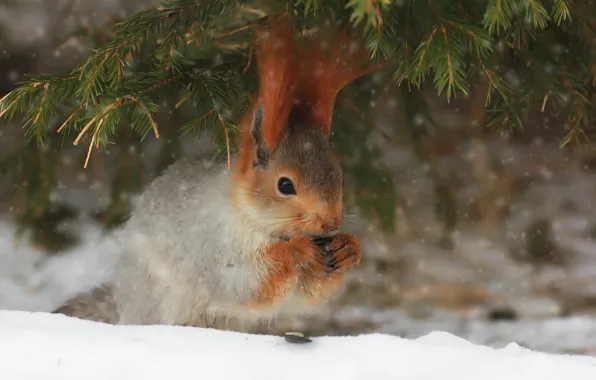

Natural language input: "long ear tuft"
[293,25,380,135]
[236,14,380,174]
[250,104,269,167]
[253,14,299,149]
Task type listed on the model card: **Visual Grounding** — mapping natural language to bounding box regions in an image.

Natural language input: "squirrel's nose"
[318,224,340,237]
[311,229,339,239]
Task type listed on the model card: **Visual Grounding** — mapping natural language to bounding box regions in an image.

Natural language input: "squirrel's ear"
[250,104,269,168]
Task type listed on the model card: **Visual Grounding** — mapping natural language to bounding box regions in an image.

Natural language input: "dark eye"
[277,177,296,195]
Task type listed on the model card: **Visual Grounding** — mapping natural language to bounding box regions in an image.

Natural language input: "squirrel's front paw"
[287,236,327,273]
[314,233,361,274]
[288,234,361,275]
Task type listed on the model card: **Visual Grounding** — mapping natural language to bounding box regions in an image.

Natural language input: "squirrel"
[53,14,378,332]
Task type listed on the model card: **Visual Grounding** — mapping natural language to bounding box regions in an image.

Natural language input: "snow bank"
[1,311,596,380]
[0,220,117,312]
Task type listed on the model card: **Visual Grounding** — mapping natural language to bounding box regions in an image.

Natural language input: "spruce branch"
[73,100,120,146]
[56,105,85,134]
[560,90,591,148]
[1,0,592,150]
[437,24,465,100]
[74,0,241,104]
[71,62,242,166]
[408,2,480,100]
[521,0,550,29]
[0,74,79,143]
[293,0,321,16]
[25,83,53,145]
[391,0,415,86]
[346,0,391,30]
[1,0,596,236]
[135,98,161,139]
[477,58,509,105]
[483,0,514,36]
[552,0,572,25]
[360,1,400,59]
[193,73,237,164]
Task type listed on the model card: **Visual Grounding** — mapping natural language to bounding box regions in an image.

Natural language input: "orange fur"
[236,104,259,175]
[302,233,361,301]
[300,273,344,305]
[236,14,378,173]
[253,233,362,307]
[294,28,378,135]
[254,15,299,149]
[252,237,304,306]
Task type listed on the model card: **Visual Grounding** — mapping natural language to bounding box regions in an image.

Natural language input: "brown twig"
[175,93,191,109]
[32,84,50,126]
[193,75,233,166]
[73,102,119,145]
[0,86,34,118]
[74,118,97,146]
[57,105,85,133]
[541,93,549,112]
[84,134,96,169]
[133,97,160,139]
[215,24,253,38]
[84,118,104,169]
[224,128,231,168]
[213,42,249,50]
[417,27,438,69]
[0,98,20,119]
[238,6,267,17]
[242,46,253,75]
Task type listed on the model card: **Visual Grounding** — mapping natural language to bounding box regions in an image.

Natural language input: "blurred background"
[2,0,596,356]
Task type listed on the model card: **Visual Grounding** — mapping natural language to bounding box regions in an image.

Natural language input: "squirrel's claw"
[312,233,361,274]
[288,234,360,276]
[323,233,361,274]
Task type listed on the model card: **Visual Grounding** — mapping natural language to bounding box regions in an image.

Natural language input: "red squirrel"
[54,14,378,332]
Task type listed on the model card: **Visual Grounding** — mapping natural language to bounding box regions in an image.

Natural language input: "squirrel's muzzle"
[310,228,339,239]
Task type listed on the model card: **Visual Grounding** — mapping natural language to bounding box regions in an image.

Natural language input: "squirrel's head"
[233,104,343,240]
[231,14,378,239]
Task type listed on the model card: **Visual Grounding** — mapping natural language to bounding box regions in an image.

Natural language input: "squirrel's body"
[54,14,377,332]
[115,160,270,327]
[57,131,346,330]
[113,156,332,328]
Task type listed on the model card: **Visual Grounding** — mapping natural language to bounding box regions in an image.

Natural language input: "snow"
[0,219,117,312]
[3,216,596,354]
[1,310,596,380]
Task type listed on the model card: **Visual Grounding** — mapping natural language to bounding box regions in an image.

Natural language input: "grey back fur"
[55,158,290,331]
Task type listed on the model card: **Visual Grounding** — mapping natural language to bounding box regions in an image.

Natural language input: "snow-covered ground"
[2,214,596,355]
[1,310,596,380]
[0,219,117,313]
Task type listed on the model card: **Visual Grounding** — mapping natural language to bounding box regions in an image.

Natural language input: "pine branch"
[346,0,391,31]
[407,1,493,100]
[483,0,514,35]
[552,0,572,25]
[560,89,592,148]
[74,0,241,104]
[0,74,79,142]
[521,0,550,29]
[293,0,321,16]
[360,1,400,59]
[1,0,596,236]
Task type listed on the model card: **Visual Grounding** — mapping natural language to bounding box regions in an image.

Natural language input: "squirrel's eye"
[277,177,296,195]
